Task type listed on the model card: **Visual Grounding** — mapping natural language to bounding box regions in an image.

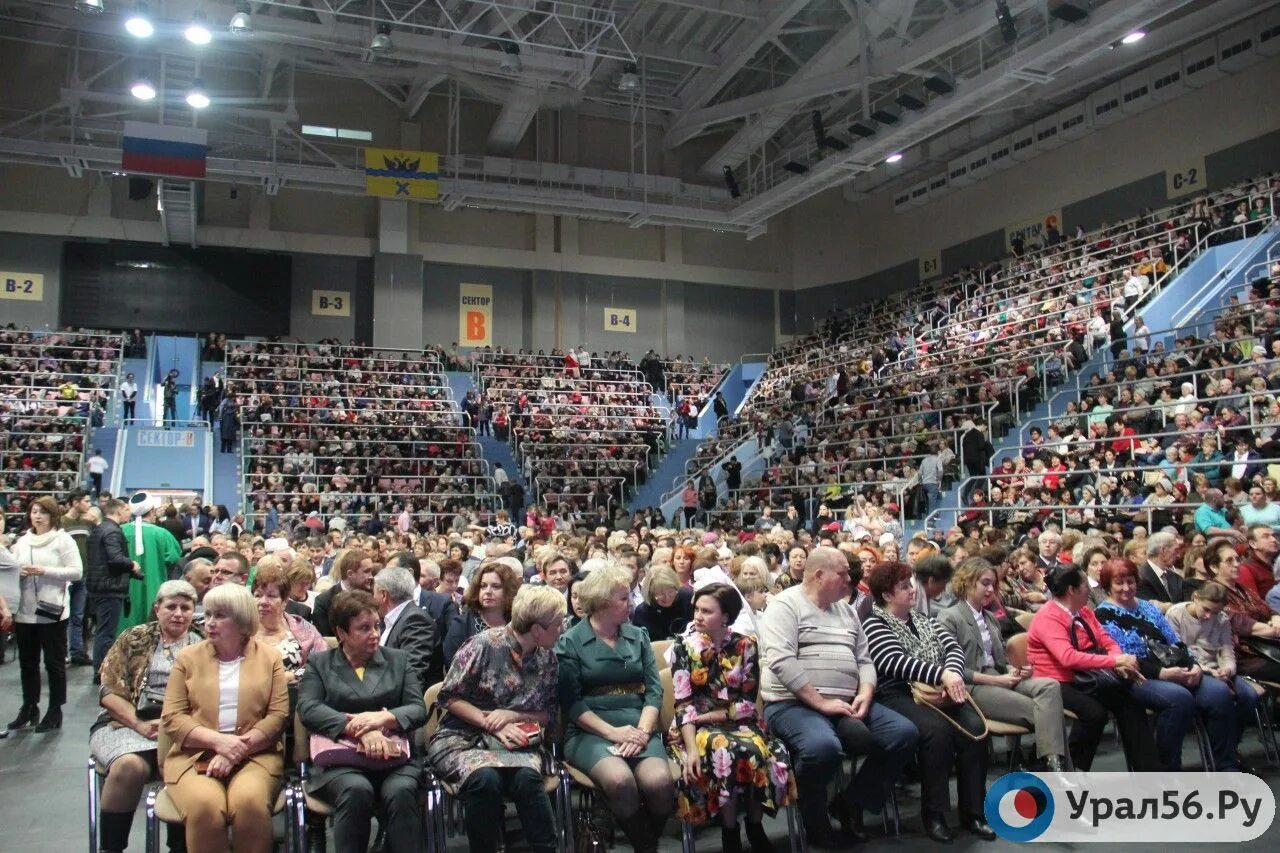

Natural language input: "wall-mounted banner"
[364,148,439,199]
[1,271,44,301]
[918,251,942,281]
[137,429,197,448]
[311,290,351,317]
[459,283,493,346]
[1004,209,1063,253]
[604,307,637,333]
[1165,156,1207,200]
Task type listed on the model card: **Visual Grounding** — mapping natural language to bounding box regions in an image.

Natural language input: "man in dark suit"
[389,552,456,685]
[373,567,437,686]
[1136,530,1183,610]
[1035,528,1062,571]
[313,549,375,637]
[85,498,142,672]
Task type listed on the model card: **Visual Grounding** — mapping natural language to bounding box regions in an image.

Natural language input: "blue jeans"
[1132,673,1239,770]
[66,580,87,658]
[764,699,918,830]
[922,483,941,512]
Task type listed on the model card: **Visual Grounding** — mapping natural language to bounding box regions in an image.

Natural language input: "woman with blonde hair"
[556,565,672,853]
[161,583,289,853]
[632,565,693,641]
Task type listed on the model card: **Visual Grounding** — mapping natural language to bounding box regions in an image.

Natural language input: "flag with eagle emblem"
[364,148,439,199]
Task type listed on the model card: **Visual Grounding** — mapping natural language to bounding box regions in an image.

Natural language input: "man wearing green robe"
[119,502,182,633]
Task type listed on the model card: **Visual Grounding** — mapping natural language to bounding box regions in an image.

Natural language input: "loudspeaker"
[127,177,154,201]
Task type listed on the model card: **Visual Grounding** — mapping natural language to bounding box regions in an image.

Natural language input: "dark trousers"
[122,400,136,421]
[315,765,424,853]
[877,690,988,818]
[90,473,104,496]
[220,436,234,452]
[15,620,68,708]
[1059,681,1159,771]
[459,766,558,853]
[67,581,87,658]
[764,699,918,830]
[93,596,126,670]
[163,399,177,424]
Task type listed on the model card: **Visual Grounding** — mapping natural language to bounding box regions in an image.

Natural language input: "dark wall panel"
[60,242,290,335]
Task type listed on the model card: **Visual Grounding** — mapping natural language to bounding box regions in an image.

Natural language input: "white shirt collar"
[380,600,411,643]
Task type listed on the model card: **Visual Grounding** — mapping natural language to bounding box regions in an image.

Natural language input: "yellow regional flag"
[364,148,439,200]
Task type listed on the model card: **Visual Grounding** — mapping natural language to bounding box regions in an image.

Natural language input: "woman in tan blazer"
[161,583,289,853]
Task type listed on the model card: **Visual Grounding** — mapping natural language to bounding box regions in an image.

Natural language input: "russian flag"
[121,122,208,179]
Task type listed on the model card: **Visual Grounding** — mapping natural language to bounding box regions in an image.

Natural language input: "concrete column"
[372,252,424,349]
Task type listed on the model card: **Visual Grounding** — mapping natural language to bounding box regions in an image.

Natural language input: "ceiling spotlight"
[499,43,522,73]
[186,80,210,109]
[885,152,904,164]
[124,2,153,38]
[130,74,156,101]
[369,23,393,53]
[618,61,639,92]
[1121,30,1146,45]
[228,1,251,34]
[75,0,105,14]
[185,12,212,45]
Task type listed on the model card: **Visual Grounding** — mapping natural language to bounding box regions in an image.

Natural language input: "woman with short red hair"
[1095,558,1244,771]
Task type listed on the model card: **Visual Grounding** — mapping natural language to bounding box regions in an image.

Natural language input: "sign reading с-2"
[1,271,44,301]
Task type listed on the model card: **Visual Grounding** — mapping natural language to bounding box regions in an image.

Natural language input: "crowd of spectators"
[0,327,121,526]
[225,339,497,534]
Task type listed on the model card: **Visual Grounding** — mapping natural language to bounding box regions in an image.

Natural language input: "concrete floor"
[1,646,1278,852]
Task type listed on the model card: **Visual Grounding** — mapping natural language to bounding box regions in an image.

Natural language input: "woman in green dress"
[556,564,673,853]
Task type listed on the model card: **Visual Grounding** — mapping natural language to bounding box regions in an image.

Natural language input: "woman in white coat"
[7,496,83,733]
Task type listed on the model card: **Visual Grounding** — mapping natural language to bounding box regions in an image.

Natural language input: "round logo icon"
[985,772,1055,842]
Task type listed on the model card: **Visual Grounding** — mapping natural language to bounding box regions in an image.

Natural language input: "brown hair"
[462,560,520,619]
[26,496,62,529]
[866,561,913,605]
[332,548,369,583]
[1098,558,1138,592]
[251,562,291,600]
[329,590,378,634]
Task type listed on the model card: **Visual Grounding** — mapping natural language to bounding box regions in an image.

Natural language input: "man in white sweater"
[758,547,918,848]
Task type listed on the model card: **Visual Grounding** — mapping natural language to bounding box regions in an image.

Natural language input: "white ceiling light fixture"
[186,79,210,109]
[130,74,156,100]
[184,11,212,45]
[499,43,522,73]
[369,23,393,53]
[617,61,639,92]
[75,0,105,14]
[124,1,153,38]
[228,1,251,34]
[1121,30,1146,45]
[885,152,904,164]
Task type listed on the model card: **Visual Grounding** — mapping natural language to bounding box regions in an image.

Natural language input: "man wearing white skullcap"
[118,491,182,632]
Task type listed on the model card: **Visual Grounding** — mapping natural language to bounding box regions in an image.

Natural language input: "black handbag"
[1102,609,1196,670]
[1068,615,1124,694]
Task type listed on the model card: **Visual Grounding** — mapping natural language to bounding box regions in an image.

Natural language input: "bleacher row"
[674,172,1279,534]
[0,329,122,525]
[224,340,498,532]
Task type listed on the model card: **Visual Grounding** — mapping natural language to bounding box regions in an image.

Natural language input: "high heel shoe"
[34,707,62,732]
[6,703,39,730]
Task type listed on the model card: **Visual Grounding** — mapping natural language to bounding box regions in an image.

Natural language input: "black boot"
[721,824,743,853]
[7,703,38,730]
[616,811,658,853]
[100,809,136,853]
[744,821,776,853]
[35,707,62,732]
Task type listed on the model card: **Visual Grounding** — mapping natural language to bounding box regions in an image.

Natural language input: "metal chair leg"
[1194,717,1215,772]
[87,758,101,853]
[680,820,696,853]
[784,801,805,853]
[1007,734,1022,772]
[144,788,159,853]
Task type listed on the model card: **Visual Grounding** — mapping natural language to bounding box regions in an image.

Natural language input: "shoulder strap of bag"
[911,683,990,743]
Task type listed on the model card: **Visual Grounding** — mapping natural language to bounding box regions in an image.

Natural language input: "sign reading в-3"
[137,429,197,448]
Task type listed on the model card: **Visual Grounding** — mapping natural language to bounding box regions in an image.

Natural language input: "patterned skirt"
[89,723,159,768]
[667,724,797,825]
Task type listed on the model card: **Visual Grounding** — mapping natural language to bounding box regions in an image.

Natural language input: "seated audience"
[251,563,327,683]
[632,564,693,641]
[444,559,520,666]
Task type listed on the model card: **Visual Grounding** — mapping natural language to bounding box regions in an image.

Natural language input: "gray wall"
[373,252,426,349]
[424,262,530,351]
[290,254,360,342]
[0,233,61,329]
[790,127,1280,333]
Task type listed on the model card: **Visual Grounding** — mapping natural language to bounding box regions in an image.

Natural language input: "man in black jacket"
[86,499,141,671]
[391,552,456,686]
[373,566,438,686]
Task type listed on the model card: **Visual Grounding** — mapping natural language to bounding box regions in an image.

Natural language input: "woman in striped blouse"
[863,561,994,844]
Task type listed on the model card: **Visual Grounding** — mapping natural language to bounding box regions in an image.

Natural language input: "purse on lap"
[310,732,410,770]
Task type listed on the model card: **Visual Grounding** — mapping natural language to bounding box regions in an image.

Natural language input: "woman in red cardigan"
[1026,565,1158,771]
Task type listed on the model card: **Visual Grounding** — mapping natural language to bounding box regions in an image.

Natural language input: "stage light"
[130,74,156,100]
[885,152,903,164]
[186,80,210,109]
[1121,30,1146,45]
[185,12,212,45]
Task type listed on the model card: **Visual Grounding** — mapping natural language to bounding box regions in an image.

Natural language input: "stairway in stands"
[629,438,701,511]
[476,435,528,497]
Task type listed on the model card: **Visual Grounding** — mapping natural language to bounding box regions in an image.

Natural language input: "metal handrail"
[996,420,1280,462]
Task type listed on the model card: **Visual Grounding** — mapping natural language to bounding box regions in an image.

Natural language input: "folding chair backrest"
[659,668,676,733]
[1005,632,1029,670]
[423,682,444,741]
[324,636,339,650]
[651,640,673,671]
[293,708,312,766]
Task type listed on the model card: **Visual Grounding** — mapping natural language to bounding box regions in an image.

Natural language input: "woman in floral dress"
[667,583,795,853]
[426,586,565,853]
